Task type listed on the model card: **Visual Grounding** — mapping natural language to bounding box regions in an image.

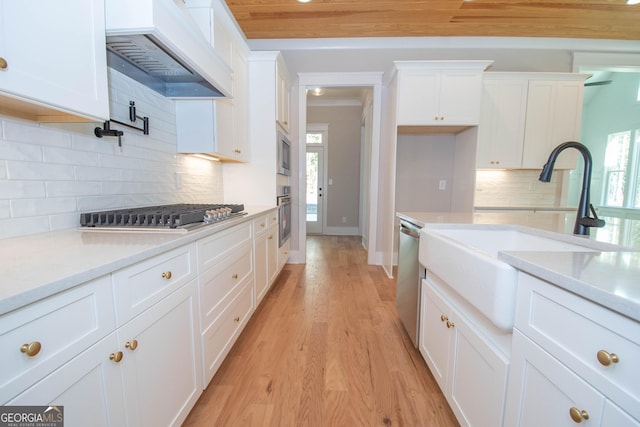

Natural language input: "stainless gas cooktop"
[80,204,245,233]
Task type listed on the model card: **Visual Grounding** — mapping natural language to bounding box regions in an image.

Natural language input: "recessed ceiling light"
[628,0,640,4]
[298,0,312,3]
[310,87,325,96]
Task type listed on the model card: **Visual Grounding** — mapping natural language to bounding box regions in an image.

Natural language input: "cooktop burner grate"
[80,204,245,229]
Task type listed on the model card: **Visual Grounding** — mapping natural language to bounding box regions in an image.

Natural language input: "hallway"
[183,235,457,426]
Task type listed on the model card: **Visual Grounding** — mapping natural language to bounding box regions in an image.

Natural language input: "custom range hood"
[105,0,232,98]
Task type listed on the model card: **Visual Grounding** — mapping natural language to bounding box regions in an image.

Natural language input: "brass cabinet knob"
[232,273,238,279]
[109,351,124,363]
[20,341,42,357]
[440,315,448,322]
[125,340,138,351]
[597,349,619,366]
[234,316,240,322]
[0,57,7,70]
[446,320,455,329]
[161,271,172,280]
[268,235,273,240]
[569,407,589,423]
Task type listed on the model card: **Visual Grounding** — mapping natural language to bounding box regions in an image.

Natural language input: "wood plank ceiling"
[225,0,640,40]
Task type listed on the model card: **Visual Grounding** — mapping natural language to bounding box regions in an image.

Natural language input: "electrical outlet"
[439,180,447,190]
[342,216,347,223]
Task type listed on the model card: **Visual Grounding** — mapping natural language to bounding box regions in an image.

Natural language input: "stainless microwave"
[277,131,291,176]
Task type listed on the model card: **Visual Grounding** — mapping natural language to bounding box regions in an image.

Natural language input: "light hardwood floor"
[183,235,458,426]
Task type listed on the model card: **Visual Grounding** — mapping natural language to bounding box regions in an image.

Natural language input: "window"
[306,132,323,144]
[602,130,640,208]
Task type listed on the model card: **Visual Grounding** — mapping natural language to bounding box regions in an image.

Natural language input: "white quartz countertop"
[398,211,640,322]
[0,205,277,316]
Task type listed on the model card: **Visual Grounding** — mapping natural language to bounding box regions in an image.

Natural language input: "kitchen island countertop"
[398,211,640,322]
[0,205,277,316]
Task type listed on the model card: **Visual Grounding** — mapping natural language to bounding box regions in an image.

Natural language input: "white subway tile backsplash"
[7,161,76,181]
[475,169,565,208]
[0,181,46,199]
[0,70,224,239]
[3,119,72,148]
[45,181,103,197]
[76,196,123,212]
[0,201,9,219]
[11,197,77,217]
[75,166,122,182]
[43,145,99,166]
[0,216,51,239]
[0,141,43,162]
[49,212,83,231]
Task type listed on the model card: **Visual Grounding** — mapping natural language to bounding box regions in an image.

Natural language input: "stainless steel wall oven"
[277,186,291,247]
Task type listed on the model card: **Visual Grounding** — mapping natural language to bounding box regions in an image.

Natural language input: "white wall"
[0,69,224,240]
[307,105,362,232]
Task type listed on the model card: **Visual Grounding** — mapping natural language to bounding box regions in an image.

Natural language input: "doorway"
[306,128,326,234]
[295,73,383,266]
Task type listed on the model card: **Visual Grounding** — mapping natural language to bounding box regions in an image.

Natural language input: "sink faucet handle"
[579,204,605,228]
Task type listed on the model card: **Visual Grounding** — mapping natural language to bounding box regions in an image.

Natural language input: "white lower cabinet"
[1,275,116,404]
[253,212,279,305]
[197,222,256,385]
[506,330,606,426]
[116,280,202,427]
[505,272,640,426]
[419,276,509,427]
[8,332,126,427]
[201,279,254,385]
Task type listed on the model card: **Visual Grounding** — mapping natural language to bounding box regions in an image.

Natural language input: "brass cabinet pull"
[125,340,139,351]
[0,57,7,70]
[569,407,589,423]
[161,271,172,280]
[109,351,124,363]
[260,223,265,228]
[440,315,448,322]
[446,321,455,328]
[234,316,240,322]
[597,349,619,366]
[232,273,238,279]
[20,341,42,357]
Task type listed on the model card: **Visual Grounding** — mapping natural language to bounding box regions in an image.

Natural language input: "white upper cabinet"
[0,0,109,122]
[175,44,249,162]
[522,79,585,170]
[276,58,291,133]
[395,61,493,126]
[477,73,587,170]
[176,0,250,161]
[477,77,529,169]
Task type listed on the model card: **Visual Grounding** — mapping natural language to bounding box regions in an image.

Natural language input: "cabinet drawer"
[197,222,251,272]
[112,244,196,325]
[253,214,269,237]
[199,242,253,330]
[515,272,640,419]
[0,276,115,403]
[201,280,254,385]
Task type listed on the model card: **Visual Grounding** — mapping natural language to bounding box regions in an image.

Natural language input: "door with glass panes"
[306,128,326,234]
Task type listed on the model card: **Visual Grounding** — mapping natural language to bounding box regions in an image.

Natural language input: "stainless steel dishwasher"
[396,219,425,347]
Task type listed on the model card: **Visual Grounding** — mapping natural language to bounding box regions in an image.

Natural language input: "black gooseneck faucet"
[539,141,605,236]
